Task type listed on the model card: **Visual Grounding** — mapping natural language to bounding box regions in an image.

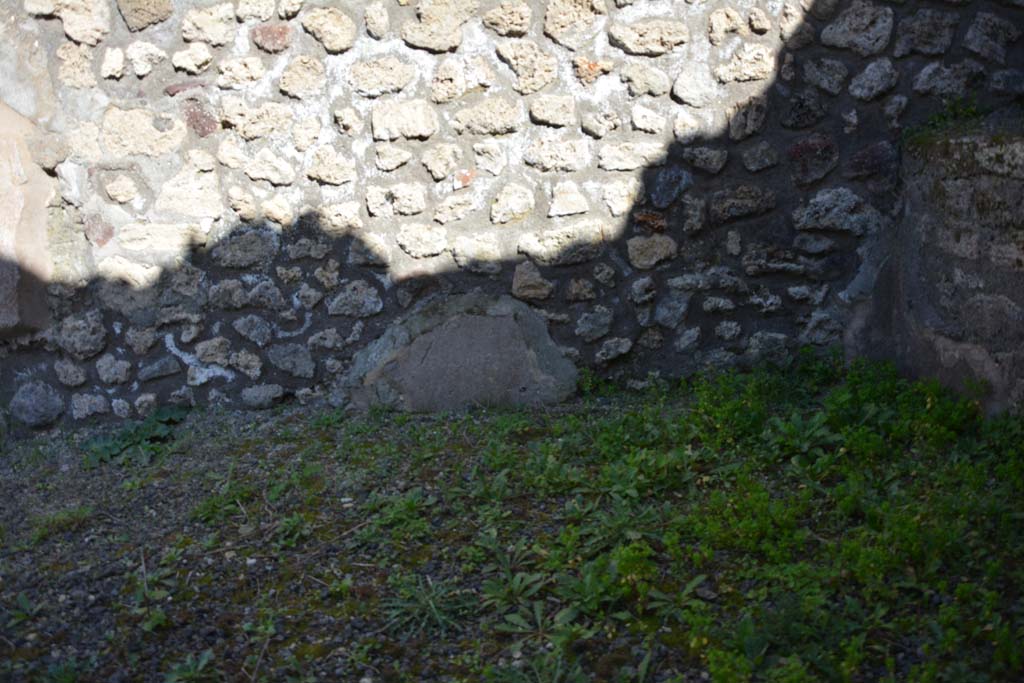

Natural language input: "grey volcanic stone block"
[335,292,578,412]
[268,343,315,378]
[10,381,64,428]
[0,103,54,339]
[242,384,284,409]
[138,356,182,383]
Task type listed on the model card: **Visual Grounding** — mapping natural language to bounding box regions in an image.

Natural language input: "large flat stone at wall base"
[334,293,578,412]
[0,103,54,339]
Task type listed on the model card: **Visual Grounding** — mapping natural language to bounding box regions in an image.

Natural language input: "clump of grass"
[30,506,93,545]
[191,479,257,524]
[364,486,437,542]
[382,573,476,638]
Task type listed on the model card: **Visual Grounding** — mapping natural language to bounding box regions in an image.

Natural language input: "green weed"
[382,573,476,638]
[82,406,189,469]
[163,649,219,682]
[30,506,93,545]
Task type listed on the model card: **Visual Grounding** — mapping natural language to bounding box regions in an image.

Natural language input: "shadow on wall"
[2,0,1023,430]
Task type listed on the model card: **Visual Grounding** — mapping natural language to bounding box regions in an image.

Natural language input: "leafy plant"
[191,463,257,524]
[486,651,589,683]
[689,369,785,451]
[124,550,179,633]
[481,571,548,611]
[554,557,624,618]
[5,592,43,627]
[608,541,657,596]
[495,600,591,651]
[164,650,219,682]
[647,574,708,625]
[764,411,840,476]
[274,513,312,548]
[40,657,92,683]
[83,406,189,469]
[367,487,437,541]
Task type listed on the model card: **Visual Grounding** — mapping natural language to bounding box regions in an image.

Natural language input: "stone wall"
[0,0,1022,429]
[853,128,1024,413]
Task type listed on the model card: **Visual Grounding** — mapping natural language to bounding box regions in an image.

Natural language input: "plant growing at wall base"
[82,406,189,469]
